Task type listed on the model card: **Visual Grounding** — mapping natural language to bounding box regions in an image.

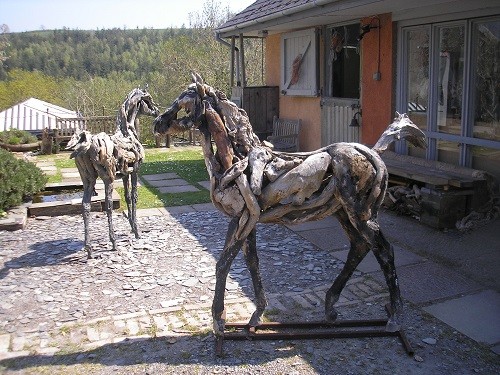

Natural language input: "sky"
[0,0,255,32]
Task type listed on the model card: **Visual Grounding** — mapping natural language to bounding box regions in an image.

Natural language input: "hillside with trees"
[0,2,264,120]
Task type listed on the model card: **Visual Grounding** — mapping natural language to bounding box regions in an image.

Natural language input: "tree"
[0,69,60,109]
[0,24,10,80]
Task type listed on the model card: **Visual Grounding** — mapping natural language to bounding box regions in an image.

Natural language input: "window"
[471,19,500,175]
[405,26,430,158]
[399,17,500,181]
[325,23,360,99]
[281,28,318,96]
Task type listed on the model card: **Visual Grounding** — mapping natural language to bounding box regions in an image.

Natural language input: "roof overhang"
[216,0,500,38]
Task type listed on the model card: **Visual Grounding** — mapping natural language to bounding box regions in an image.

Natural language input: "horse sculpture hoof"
[385,316,401,332]
[248,311,263,328]
[213,319,226,337]
[84,245,93,259]
[325,306,338,322]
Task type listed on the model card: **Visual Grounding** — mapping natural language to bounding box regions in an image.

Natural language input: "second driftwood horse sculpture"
[153,74,427,337]
[66,87,159,258]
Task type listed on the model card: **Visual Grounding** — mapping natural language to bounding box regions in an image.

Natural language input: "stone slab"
[331,246,426,274]
[163,205,196,214]
[0,206,27,231]
[197,180,211,190]
[424,290,500,345]
[191,203,216,212]
[35,161,55,167]
[28,190,120,216]
[135,208,165,217]
[157,185,199,194]
[295,226,350,251]
[61,167,79,173]
[286,215,339,232]
[492,343,500,355]
[372,261,483,305]
[146,178,190,188]
[41,169,58,176]
[142,173,179,181]
[61,171,81,179]
[39,166,57,172]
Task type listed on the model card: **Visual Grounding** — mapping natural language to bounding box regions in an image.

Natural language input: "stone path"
[0,209,385,358]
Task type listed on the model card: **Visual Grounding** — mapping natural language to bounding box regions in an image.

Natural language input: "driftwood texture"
[153,73,427,336]
[66,87,159,258]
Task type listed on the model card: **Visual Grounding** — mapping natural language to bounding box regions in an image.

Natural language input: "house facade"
[216,0,500,183]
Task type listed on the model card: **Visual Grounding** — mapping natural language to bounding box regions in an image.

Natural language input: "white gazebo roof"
[0,98,80,132]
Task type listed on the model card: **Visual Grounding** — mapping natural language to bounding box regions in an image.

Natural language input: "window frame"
[396,16,500,166]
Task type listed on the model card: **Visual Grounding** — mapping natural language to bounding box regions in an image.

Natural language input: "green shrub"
[0,129,38,145]
[0,149,48,213]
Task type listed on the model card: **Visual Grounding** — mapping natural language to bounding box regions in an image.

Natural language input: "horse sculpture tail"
[372,113,427,154]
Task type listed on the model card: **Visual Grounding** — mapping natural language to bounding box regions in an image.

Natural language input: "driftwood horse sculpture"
[153,74,427,336]
[66,87,159,258]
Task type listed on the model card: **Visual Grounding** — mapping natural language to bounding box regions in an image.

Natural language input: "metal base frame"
[215,307,414,357]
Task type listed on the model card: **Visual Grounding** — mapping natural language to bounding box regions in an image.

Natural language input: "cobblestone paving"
[1,209,499,374]
[0,209,384,356]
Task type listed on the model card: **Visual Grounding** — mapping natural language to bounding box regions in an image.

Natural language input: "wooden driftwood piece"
[259,151,331,209]
[153,73,427,338]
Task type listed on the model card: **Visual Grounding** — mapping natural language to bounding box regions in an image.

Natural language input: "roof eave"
[216,0,337,38]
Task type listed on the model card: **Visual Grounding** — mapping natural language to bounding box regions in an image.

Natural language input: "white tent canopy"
[0,98,80,133]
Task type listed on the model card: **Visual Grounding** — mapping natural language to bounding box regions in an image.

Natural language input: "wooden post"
[230,36,236,88]
[239,33,246,87]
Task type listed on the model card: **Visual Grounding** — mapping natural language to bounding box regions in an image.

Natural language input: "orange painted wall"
[265,34,322,151]
[264,13,394,149]
[360,13,394,146]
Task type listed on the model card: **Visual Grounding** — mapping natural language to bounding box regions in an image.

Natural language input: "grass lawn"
[128,146,211,208]
[38,146,211,209]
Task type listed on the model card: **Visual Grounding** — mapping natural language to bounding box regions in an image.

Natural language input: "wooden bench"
[267,116,301,152]
[381,151,491,229]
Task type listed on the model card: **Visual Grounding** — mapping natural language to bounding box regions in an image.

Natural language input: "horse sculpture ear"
[191,72,205,97]
[79,131,87,143]
[192,72,203,85]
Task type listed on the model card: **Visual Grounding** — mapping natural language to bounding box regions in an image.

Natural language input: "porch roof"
[216,0,499,37]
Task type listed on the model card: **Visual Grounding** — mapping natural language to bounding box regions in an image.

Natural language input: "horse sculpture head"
[153,73,211,136]
[154,73,260,155]
[65,129,92,159]
[121,86,160,123]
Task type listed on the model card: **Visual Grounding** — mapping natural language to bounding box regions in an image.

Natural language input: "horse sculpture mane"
[153,73,427,343]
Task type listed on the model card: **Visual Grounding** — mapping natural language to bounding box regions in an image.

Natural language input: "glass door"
[399,17,500,182]
[405,26,430,158]
[471,18,500,178]
[435,24,465,164]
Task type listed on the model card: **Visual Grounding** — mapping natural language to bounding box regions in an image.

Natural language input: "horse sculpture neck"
[116,89,142,139]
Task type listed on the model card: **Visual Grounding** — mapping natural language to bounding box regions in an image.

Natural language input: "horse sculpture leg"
[327,208,403,331]
[81,179,96,259]
[371,227,403,331]
[130,169,140,238]
[122,174,133,229]
[325,209,370,322]
[102,180,117,252]
[212,217,246,336]
[242,227,268,327]
[122,171,140,238]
